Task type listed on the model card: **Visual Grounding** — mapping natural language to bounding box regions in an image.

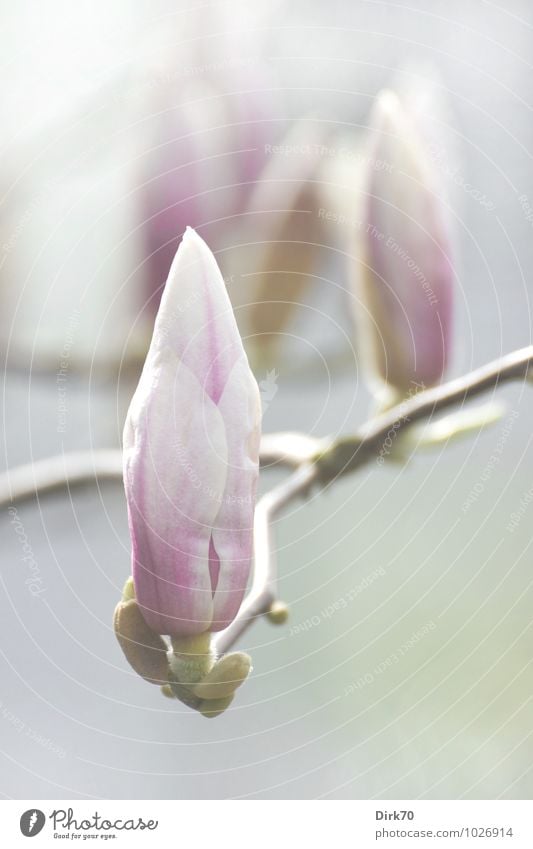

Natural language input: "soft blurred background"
[1,0,532,799]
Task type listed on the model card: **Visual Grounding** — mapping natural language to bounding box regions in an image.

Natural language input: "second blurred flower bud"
[356,90,454,399]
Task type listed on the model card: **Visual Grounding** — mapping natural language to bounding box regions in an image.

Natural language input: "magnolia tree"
[3,90,533,717]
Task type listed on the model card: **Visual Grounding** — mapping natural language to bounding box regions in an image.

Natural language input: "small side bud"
[160,684,175,699]
[121,576,135,602]
[114,599,169,685]
[266,600,289,625]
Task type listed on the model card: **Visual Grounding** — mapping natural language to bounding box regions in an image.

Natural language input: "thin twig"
[0,433,321,510]
[214,345,533,653]
[2,345,533,654]
[213,463,318,656]
[259,431,326,468]
[315,346,533,482]
[0,450,124,509]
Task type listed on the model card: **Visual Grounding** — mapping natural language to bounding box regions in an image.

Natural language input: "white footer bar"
[1,799,532,847]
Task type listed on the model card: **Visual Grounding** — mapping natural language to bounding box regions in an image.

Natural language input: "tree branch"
[315,346,533,483]
[0,450,124,509]
[213,345,533,653]
[2,345,532,655]
[0,433,322,510]
[213,462,318,656]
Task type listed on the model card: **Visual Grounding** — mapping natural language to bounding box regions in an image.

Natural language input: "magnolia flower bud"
[357,90,454,396]
[243,119,330,358]
[141,62,279,321]
[123,227,261,637]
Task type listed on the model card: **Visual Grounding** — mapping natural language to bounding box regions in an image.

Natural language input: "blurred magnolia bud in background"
[139,37,281,324]
[242,118,330,364]
[354,89,455,400]
[0,4,328,376]
[138,48,329,370]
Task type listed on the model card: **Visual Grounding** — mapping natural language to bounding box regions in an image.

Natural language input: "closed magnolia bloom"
[123,227,261,637]
[139,35,280,321]
[141,76,275,317]
[358,90,454,395]
[244,118,331,354]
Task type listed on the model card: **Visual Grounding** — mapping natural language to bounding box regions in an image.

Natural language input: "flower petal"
[150,227,244,404]
[210,357,261,630]
[124,353,228,635]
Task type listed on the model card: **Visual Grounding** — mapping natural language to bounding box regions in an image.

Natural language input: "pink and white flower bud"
[123,228,261,637]
[358,90,454,395]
